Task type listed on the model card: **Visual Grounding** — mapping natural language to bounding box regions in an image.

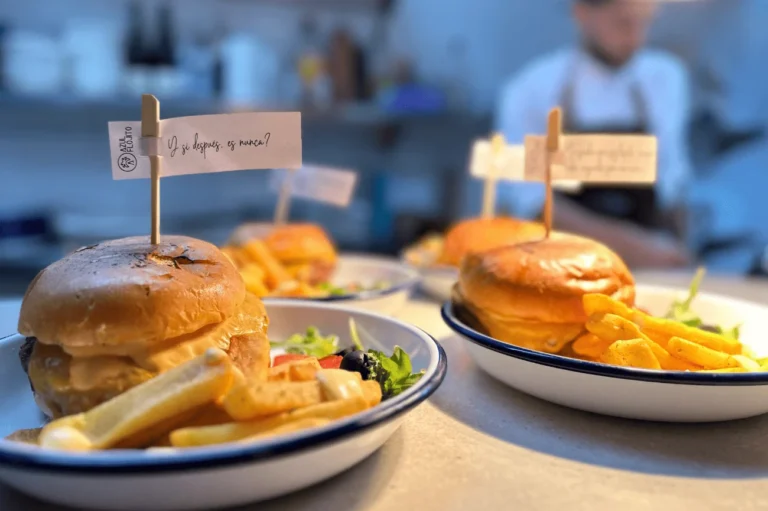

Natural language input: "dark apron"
[558,72,660,229]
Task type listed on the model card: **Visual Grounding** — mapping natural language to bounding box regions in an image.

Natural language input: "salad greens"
[664,267,741,340]
[273,319,424,400]
[347,318,425,399]
[368,347,424,399]
[269,327,339,358]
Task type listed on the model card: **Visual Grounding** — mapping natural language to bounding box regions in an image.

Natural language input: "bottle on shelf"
[124,0,146,95]
[296,16,331,110]
[151,2,179,96]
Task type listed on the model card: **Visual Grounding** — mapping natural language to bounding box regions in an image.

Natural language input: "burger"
[17,236,270,418]
[436,217,546,267]
[453,233,635,354]
[228,222,337,285]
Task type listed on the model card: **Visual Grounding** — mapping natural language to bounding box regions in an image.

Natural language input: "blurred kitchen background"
[0,0,767,295]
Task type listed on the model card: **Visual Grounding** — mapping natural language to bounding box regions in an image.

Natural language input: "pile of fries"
[571,294,764,373]
[27,348,381,451]
[221,241,328,299]
[402,234,444,268]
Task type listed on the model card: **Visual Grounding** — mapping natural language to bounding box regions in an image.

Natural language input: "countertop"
[1,272,767,511]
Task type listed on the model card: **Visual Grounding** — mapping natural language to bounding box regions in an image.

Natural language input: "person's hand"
[621,232,692,269]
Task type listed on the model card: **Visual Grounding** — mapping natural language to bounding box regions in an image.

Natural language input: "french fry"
[240,269,270,297]
[268,364,292,382]
[642,318,741,355]
[731,355,760,371]
[667,337,740,370]
[240,263,265,280]
[583,293,742,355]
[221,246,247,268]
[583,294,642,323]
[170,396,368,447]
[267,358,321,382]
[147,403,233,448]
[241,240,291,289]
[572,332,613,359]
[222,381,324,421]
[361,380,383,408]
[244,418,332,441]
[271,281,325,298]
[601,338,661,370]
[587,314,699,371]
[290,358,322,381]
[38,349,235,451]
[284,263,313,283]
[586,313,644,343]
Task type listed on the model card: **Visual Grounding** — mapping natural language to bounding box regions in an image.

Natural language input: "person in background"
[496,0,692,268]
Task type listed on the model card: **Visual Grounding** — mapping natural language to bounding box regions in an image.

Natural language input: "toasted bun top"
[458,233,635,324]
[18,236,246,348]
[438,217,546,267]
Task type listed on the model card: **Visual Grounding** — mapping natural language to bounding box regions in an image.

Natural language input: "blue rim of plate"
[441,301,768,386]
[0,331,447,474]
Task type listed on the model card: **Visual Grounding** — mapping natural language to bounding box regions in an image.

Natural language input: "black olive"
[340,350,381,380]
[334,347,356,357]
[699,324,719,333]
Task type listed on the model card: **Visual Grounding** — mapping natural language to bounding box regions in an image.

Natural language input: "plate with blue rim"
[0,300,447,511]
[442,283,768,423]
[263,254,421,316]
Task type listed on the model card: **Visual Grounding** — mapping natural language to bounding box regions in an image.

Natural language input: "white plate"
[416,265,457,302]
[443,284,768,423]
[0,301,447,510]
[264,254,420,316]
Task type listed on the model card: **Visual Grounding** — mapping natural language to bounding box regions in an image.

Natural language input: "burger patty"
[22,330,271,418]
[27,341,154,418]
[19,337,36,376]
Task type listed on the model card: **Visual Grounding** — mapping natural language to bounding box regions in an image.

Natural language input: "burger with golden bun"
[453,232,635,354]
[437,217,546,267]
[229,222,337,285]
[17,235,270,418]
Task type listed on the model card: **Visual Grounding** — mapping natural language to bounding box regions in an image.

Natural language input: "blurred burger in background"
[453,233,635,354]
[227,222,337,285]
[403,216,546,269]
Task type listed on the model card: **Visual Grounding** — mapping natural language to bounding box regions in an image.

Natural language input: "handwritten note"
[270,165,357,207]
[108,112,302,180]
[469,139,525,181]
[524,134,657,183]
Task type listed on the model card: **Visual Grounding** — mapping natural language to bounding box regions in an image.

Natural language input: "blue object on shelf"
[0,215,49,240]
[377,84,446,114]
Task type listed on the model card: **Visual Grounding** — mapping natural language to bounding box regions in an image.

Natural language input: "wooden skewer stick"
[544,107,562,238]
[141,94,161,245]
[481,133,506,219]
[273,168,296,226]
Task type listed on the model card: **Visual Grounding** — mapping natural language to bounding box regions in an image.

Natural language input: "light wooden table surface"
[1,272,767,511]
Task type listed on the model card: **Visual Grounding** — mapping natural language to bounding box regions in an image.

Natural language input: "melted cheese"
[65,294,267,390]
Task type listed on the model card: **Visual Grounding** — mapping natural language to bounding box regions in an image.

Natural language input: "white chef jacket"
[495,47,692,219]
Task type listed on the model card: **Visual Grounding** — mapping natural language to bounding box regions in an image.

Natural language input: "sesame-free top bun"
[263,223,337,265]
[437,217,546,267]
[18,235,246,348]
[456,233,635,353]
